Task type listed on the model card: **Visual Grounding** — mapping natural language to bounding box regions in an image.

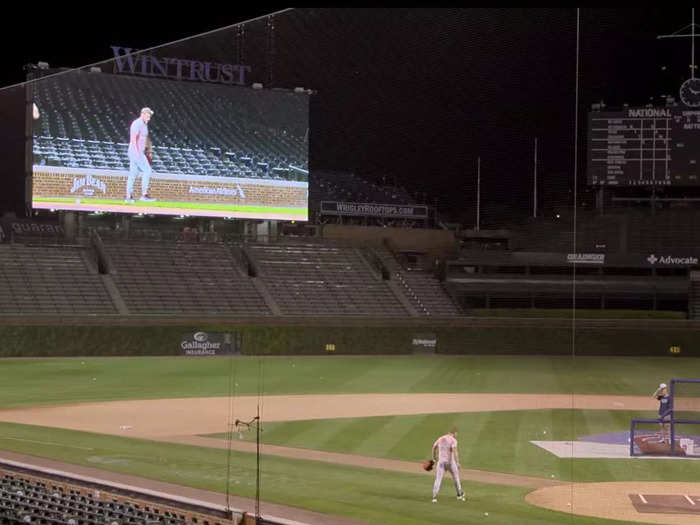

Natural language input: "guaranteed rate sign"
[587,107,700,186]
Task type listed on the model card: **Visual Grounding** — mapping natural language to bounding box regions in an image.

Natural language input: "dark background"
[0,8,696,224]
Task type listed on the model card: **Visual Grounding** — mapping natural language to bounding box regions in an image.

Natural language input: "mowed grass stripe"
[1,356,700,409]
[384,415,432,460]
[0,421,622,525]
[207,410,699,482]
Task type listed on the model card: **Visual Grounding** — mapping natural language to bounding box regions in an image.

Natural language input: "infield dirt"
[0,392,696,524]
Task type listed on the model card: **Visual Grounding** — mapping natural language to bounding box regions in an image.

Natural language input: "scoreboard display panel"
[30,70,309,220]
[587,107,700,186]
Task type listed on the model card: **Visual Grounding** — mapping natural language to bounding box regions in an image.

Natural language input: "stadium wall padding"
[1,320,699,357]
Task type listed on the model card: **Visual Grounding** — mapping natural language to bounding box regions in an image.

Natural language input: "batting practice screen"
[29,70,309,220]
[587,107,700,186]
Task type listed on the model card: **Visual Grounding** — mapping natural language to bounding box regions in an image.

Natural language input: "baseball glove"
[422,459,434,472]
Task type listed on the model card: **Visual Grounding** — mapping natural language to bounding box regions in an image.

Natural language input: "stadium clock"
[680,77,700,107]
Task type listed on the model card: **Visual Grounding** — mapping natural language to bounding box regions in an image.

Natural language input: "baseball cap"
[141,107,154,115]
[659,383,667,389]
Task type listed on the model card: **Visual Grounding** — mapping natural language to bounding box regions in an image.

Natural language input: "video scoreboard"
[587,107,700,186]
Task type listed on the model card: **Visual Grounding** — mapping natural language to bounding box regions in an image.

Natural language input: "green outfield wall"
[1,316,699,357]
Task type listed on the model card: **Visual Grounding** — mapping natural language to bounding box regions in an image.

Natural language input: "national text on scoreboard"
[587,107,700,186]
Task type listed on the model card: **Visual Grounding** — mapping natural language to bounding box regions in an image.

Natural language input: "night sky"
[0,8,696,224]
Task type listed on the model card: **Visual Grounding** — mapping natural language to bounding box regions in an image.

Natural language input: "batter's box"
[629,494,700,514]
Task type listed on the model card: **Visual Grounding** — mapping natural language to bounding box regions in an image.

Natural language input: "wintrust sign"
[110,46,251,86]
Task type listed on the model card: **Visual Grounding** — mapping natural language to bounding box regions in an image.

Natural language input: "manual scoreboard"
[587,107,700,186]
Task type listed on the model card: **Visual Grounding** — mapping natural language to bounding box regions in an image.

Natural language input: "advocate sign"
[111,46,251,86]
[646,254,700,266]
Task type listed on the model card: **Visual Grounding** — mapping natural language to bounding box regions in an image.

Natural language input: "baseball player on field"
[431,427,465,503]
[125,107,156,203]
[653,382,673,443]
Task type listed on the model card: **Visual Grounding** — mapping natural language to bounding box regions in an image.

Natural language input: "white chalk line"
[638,494,647,504]
[0,437,93,451]
[685,494,695,505]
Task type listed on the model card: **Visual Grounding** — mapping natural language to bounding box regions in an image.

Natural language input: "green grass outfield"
[0,355,698,409]
[0,355,697,524]
[208,409,696,482]
[33,197,307,215]
[0,422,621,525]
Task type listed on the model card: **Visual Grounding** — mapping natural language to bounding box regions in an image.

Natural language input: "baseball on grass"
[484,512,488,516]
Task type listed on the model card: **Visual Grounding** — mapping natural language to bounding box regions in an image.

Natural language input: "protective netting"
[1,8,699,525]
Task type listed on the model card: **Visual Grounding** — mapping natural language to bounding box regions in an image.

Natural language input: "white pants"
[433,460,462,498]
[127,152,152,197]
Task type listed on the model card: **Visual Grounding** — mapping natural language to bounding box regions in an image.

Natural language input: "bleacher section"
[509,214,622,253]
[0,244,116,314]
[245,243,410,316]
[0,465,237,524]
[33,71,307,181]
[310,171,414,205]
[103,241,270,314]
[508,209,700,254]
[374,247,461,316]
[626,208,700,252]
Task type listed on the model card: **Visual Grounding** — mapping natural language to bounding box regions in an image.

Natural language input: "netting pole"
[670,378,676,454]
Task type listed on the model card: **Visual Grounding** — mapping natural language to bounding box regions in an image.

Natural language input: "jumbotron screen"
[30,70,309,220]
[587,107,700,186]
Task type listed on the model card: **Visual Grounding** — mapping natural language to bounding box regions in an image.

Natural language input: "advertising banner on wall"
[412,333,437,353]
[180,331,241,356]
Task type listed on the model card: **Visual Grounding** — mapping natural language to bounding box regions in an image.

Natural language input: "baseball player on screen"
[125,107,156,203]
[431,427,466,503]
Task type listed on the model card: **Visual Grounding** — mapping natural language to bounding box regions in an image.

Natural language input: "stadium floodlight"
[37,61,49,70]
[252,83,263,90]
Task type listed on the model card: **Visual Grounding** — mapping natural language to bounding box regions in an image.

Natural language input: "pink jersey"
[129,118,148,155]
[433,434,457,463]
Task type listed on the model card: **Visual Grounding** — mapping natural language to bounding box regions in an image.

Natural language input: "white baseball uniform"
[126,117,152,198]
[432,433,463,498]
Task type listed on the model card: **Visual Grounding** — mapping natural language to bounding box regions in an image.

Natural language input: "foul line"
[0,437,94,451]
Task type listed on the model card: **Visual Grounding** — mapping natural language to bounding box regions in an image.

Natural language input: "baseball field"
[0,355,699,524]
